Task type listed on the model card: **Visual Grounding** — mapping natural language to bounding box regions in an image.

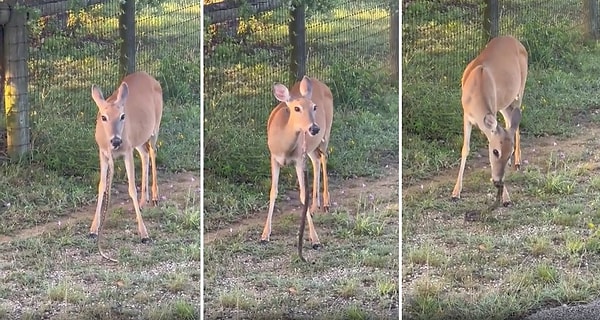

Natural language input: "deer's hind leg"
[147,136,159,206]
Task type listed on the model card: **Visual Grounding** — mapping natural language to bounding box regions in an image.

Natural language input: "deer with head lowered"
[89,71,163,261]
[452,36,528,206]
[261,76,334,250]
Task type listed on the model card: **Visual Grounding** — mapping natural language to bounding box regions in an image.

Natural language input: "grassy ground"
[0,1,200,318]
[203,1,399,318]
[204,166,399,319]
[403,0,600,318]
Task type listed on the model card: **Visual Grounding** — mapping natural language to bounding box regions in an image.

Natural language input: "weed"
[536,264,559,284]
[46,282,85,303]
[376,278,398,297]
[218,290,255,310]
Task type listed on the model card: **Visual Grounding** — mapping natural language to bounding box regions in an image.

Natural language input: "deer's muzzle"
[110,136,122,149]
[493,180,504,189]
[308,124,320,136]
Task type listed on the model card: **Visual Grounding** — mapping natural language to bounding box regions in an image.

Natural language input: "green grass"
[0,0,200,318]
[204,193,399,318]
[403,1,600,318]
[0,185,200,318]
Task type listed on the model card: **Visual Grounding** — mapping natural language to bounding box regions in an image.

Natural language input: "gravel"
[524,300,600,320]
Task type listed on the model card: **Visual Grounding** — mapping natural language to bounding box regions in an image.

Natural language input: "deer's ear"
[115,82,129,105]
[299,76,313,99]
[91,85,105,107]
[483,113,497,131]
[273,83,290,102]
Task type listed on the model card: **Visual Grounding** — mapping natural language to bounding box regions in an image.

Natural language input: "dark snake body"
[98,164,118,263]
[298,133,309,262]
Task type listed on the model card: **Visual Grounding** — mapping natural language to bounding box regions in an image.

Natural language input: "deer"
[260,75,334,249]
[451,36,528,207]
[88,71,163,261]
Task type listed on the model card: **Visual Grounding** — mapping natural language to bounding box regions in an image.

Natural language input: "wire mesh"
[403,0,588,140]
[403,0,586,88]
[22,0,199,173]
[204,0,393,184]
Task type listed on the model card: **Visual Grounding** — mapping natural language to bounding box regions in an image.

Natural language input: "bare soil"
[0,171,200,244]
[204,164,399,244]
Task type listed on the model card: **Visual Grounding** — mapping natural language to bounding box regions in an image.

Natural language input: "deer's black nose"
[493,180,504,188]
[309,124,320,136]
[111,137,122,148]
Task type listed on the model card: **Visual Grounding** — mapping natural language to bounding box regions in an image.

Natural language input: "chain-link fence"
[18,0,200,173]
[204,0,393,185]
[403,0,585,92]
[403,0,588,142]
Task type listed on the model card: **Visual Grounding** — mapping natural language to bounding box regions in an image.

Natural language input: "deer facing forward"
[89,71,163,249]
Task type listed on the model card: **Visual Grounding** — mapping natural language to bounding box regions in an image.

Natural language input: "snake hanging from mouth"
[298,131,309,262]
[98,164,118,263]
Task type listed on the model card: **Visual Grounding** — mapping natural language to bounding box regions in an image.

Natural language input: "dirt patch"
[0,171,199,245]
[403,128,592,197]
[204,164,399,244]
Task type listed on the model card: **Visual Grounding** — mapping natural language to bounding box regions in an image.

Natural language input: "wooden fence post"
[289,3,306,85]
[0,2,9,124]
[584,0,600,40]
[119,0,136,78]
[483,0,499,43]
[3,5,30,158]
[390,1,399,85]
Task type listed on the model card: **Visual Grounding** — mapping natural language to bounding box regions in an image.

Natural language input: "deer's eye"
[294,106,301,112]
[313,105,318,111]
[493,149,500,157]
[101,115,107,122]
[120,114,126,121]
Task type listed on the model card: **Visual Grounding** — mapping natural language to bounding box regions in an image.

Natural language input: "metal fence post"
[119,0,136,78]
[584,0,600,40]
[3,5,30,158]
[289,3,306,85]
[483,0,499,43]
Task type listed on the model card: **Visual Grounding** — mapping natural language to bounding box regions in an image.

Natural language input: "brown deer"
[261,76,334,249]
[452,36,528,206]
[89,71,163,261]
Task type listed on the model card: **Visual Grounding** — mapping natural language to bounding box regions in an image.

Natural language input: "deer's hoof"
[502,201,511,207]
[312,243,322,250]
[88,233,98,239]
[260,239,269,244]
[141,237,151,244]
[451,196,460,202]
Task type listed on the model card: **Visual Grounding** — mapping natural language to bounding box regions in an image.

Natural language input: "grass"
[0,0,200,318]
[204,194,399,318]
[403,2,600,318]
[0,185,200,318]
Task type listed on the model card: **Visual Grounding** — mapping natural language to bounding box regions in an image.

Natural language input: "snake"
[298,132,309,262]
[98,164,118,263]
